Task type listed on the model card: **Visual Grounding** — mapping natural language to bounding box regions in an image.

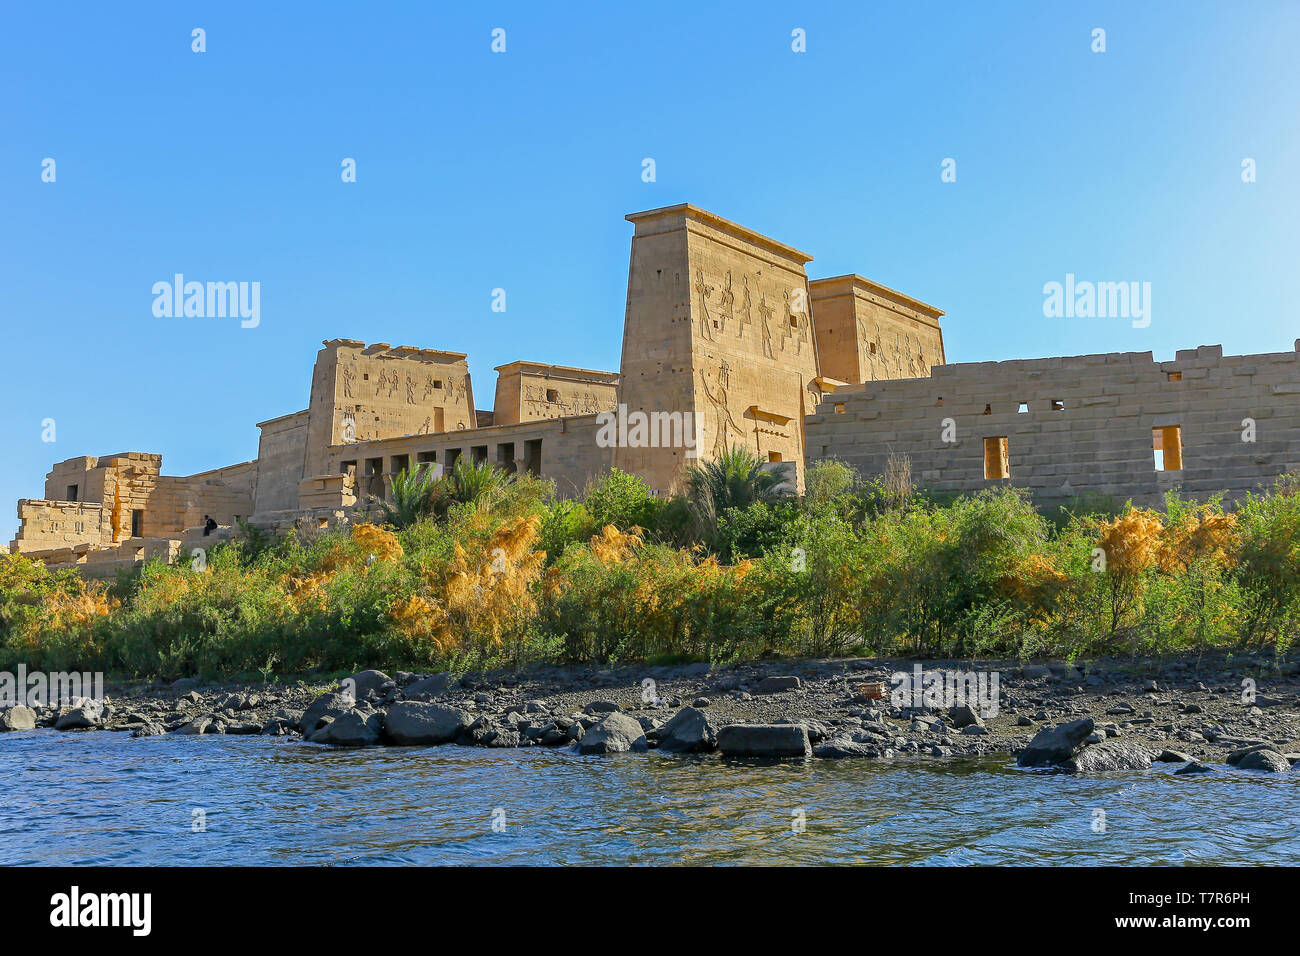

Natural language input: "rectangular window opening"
[1153,425,1183,471]
[983,436,1010,480]
[1017,402,1028,414]
[66,484,79,501]
[1051,399,1065,411]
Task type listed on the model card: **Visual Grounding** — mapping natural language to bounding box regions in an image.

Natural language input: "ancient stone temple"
[20,201,1295,577]
[10,203,946,574]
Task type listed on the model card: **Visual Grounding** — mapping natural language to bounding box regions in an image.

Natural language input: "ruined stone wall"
[10,500,108,553]
[616,204,821,494]
[491,363,619,426]
[167,459,258,528]
[13,452,255,555]
[810,275,945,385]
[302,339,477,478]
[805,343,1300,509]
[254,409,309,513]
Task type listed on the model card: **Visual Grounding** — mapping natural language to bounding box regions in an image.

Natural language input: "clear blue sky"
[3,1,1298,543]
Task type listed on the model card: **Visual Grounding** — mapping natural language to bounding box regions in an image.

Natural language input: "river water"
[2,730,1297,865]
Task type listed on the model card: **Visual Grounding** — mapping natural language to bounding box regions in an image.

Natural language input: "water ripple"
[0,730,1296,865]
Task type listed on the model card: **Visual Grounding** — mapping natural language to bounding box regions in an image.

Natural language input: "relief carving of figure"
[699,360,745,457]
[738,274,753,336]
[694,269,715,341]
[716,270,735,335]
[342,366,355,398]
[405,374,416,404]
[756,291,775,360]
[423,374,438,399]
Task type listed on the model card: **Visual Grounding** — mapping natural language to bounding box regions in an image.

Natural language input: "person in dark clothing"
[203,515,218,536]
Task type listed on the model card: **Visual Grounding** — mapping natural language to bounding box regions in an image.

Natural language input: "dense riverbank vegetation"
[2,453,1299,678]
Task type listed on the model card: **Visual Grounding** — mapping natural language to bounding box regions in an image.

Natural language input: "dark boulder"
[384,701,473,745]
[717,724,811,758]
[311,708,384,747]
[54,699,104,731]
[299,692,356,737]
[403,673,459,700]
[1236,749,1290,772]
[948,704,984,729]
[576,712,647,754]
[0,705,36,731]
[813,737,880,759]
[1064,740,1153,773]
[655,706,719,752]
[1017,717,1095,767]
[345,669,394,700]
[754,676,802,695]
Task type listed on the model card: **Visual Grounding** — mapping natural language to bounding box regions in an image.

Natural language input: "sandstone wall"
[492,362,619,426]
[810,275,945,385]
[616,204,821,494]
[10,500,108,553]
[806,343,1300,509]
[254,409,309,513]
[302,339,477,478]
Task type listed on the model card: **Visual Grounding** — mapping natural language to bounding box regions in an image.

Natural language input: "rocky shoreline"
[4,653,1300,774]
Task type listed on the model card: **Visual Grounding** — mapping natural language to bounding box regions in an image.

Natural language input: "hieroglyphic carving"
[405,374,416,404]
[342,366,355,398]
